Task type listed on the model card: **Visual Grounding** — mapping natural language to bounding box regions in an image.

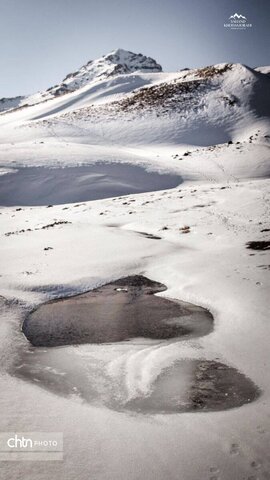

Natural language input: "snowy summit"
[52,48,162,96]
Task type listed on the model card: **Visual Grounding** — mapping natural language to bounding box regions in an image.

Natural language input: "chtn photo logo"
[7,435,33,449]
[224,13,252,30]
[0,432,63,461]
[7,434,59,449]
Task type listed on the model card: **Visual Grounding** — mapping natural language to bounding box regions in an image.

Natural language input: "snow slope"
[0,59,269,171]
[0,50,269,480]
[255,65,270,75]
[0,179,269,480]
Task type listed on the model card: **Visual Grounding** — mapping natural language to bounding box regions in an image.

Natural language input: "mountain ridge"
[0,51,269,166]
[1,48,269,116]
[0,49,162,112]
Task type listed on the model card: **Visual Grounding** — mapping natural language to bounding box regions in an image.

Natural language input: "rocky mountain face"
[0,95,25,113]
[57,49,162,94]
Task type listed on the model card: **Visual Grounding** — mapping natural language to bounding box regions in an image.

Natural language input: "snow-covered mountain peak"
[102,48,162,73]
[52,49,162,96]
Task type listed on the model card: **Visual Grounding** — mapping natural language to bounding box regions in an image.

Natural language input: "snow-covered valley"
[0,49,269,479]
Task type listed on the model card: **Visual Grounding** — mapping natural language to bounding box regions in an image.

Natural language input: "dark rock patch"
[246,241,270,251]
[137,232,162,240]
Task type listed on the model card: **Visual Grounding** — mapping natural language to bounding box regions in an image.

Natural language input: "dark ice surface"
[22,275,213,347]
[18,276,260,413]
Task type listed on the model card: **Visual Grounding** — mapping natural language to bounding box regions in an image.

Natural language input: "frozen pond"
[0,163,182,206]
[22,275,214,347]
[19,276,259,414]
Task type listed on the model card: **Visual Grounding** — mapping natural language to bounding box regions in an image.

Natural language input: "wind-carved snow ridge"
[107,344,165,402]
[121,343,181,402]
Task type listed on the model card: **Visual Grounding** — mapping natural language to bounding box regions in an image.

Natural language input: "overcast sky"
[0,0,269,97]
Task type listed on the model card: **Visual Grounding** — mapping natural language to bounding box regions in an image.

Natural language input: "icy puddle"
[0,164,182,206]
[18,276,259,414]
[23,276,213,347]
